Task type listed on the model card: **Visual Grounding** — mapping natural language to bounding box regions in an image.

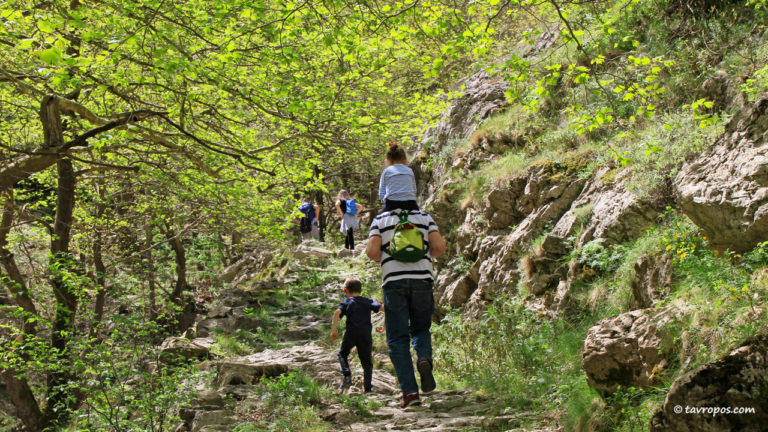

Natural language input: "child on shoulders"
[378,143,419,213]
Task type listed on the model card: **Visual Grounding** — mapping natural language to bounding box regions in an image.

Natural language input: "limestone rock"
[523,254,567,296]
[540,167,665,261]
[483,161,586,231]
[650,334,768,432]
[582,307,688,395]
[191,409,238,432]
[467,163,587,306]
[337,248,358,258]
[631,254,673,309]
[675,96,768,253]
[214,343,400,394]
[216,280,280,308]
[421,71,510,152]
[294,243,334,259]
[158,337,215,362]
[423,178,465,232]
[415,72,511,199]
[696,70,744,113]
[219,250,273,284]
[440,272,479,309]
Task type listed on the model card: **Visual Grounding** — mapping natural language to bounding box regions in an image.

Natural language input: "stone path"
[173,249,559,431]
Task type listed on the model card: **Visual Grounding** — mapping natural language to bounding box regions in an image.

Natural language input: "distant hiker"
[366,208,446,408]
[297,197,320,241]
[378,143,419,212]
[330,278,384,393]
[335,190,365,250]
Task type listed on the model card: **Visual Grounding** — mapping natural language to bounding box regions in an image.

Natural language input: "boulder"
[217,280,280,307]
[675,96,768,253]
[337,248,355,258]
[650,334,768,432]
[219,250,273,284]
[159,337,215,362]
[631,254,674,309]
[439,272,479,309]
[294,244,334,259]
[582,307,688,395]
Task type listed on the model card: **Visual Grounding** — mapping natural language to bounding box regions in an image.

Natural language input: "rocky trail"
[169,245,558,432]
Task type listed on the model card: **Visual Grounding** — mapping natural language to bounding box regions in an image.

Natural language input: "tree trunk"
[0,370,43,431]
[90,182,107,335]
[91,226,106,331]
[165,229,187,303]
[145,221,156,319]
[40,96,81,428]
[0,190,38,332]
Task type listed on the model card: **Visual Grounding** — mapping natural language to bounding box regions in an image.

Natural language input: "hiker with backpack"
[366,206,446,408]
[378,143,419,212]
[297,197,320,241]
[335,190,364,250]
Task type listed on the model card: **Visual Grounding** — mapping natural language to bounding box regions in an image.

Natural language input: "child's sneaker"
[338,378,352,390]
[417,358,436,393]
[399,392,420,408]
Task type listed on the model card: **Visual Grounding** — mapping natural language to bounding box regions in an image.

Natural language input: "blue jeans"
[383,278,434,395]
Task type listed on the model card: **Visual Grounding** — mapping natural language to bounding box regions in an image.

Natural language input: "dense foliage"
[2,0,768,430]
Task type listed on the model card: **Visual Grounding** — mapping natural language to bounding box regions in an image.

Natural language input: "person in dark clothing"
[330,278,384,392]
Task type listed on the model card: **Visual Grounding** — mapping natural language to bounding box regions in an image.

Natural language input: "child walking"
[330,278,384,392]
[378,143,419,212]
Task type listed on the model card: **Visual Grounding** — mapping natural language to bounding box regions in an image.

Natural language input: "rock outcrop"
[582,307,688,395]
[650,333,768,432]
[414,72,511,200]
[437,159,589,311]
[675,96,768,253]
[631,254,674,309]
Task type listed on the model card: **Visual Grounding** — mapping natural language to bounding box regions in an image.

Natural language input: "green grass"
[433,296,597,411]
[231,371,381,432]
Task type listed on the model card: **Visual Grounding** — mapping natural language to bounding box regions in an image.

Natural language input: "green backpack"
[386,212,428,262]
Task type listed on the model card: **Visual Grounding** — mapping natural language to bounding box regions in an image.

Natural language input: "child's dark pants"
[381,199,419,213]
[338,329,374,391]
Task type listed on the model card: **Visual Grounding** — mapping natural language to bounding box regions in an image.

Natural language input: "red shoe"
[399,392,420,408]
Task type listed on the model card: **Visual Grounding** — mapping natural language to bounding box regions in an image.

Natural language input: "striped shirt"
[369,210,439,284]
[378,164,418,202]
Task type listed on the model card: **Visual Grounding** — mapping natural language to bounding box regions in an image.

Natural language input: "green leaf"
[38,48,62,65]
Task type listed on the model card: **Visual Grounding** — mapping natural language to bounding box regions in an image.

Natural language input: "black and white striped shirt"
[369,210,439,284]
